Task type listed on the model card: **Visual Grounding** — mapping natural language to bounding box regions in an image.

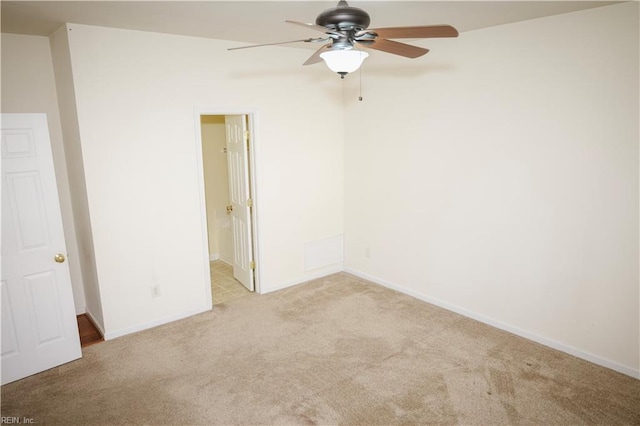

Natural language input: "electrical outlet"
[151,285,161,298]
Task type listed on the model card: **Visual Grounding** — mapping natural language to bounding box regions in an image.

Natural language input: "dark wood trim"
[77,314,104,347]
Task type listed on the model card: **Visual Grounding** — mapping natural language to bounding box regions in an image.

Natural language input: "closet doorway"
[198,113,258,305]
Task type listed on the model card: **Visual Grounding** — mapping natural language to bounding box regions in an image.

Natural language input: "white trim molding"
[103,305,210,341]
[261,264,344,294]
[84,306,105,337]
[343,267,640,380]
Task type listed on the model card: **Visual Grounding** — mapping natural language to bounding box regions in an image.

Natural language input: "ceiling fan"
[228,0,459,78]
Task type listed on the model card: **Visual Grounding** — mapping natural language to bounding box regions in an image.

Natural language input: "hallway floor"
[210,260,250,305]
[77,314,103,348]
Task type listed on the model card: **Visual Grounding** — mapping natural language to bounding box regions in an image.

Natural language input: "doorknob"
[54,253,66,263]
[226,205,233,214]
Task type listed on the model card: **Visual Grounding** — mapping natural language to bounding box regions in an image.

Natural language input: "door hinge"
[244,130,250,141]
[247,198,253,208]
[249,261,256,270]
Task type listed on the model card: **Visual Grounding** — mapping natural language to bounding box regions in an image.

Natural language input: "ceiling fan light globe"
[320,50,369,75]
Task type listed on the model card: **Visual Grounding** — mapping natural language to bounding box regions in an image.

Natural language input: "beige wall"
[201,115,232,263]
[49,25,104,330]
[1,33,87,315]
[63,24,345,338]
[343,2,639,377]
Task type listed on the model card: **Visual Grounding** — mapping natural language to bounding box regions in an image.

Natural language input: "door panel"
[6,171,49,250]
[225,115,254,291]
[1,113,81,385]
[1,282,20,358]
[25,271,65,345]
[232,216,248,273]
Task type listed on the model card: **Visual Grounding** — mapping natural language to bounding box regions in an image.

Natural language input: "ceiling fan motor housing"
[316,5,371,31]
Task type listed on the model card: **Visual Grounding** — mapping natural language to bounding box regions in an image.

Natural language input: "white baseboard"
[343,267,640,380]
[209,253,220,261]
[103,305,211,341]
[261,264,344,294]
[75,306,86,315]
[84,306,105,337]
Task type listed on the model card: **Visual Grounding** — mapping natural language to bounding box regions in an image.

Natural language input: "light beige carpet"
[2,273,639,425]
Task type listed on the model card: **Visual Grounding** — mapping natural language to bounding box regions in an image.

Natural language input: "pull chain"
[358,64,364,101]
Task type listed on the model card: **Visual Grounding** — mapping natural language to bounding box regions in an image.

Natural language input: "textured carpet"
[2,272,639,425]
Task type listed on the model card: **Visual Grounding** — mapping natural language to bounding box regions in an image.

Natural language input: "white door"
[1,113,82,385]
[225,115,254,291]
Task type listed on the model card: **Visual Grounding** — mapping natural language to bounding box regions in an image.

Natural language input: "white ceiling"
[1,1,621,50]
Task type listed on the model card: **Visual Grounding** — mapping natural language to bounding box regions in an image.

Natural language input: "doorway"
[197,112,259,305]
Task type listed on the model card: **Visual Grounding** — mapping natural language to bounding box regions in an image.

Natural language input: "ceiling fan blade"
[303,44,331,66]
[364,25,458,39]
[363,38,429,58]
[228,38,325,51]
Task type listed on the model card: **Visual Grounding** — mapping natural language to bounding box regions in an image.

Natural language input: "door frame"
[194,108,261,300]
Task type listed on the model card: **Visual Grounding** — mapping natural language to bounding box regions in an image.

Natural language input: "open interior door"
[1,113,82,385]
[224,115,254,291]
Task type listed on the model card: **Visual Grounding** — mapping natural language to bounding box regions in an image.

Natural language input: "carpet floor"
[1,272,639,425]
